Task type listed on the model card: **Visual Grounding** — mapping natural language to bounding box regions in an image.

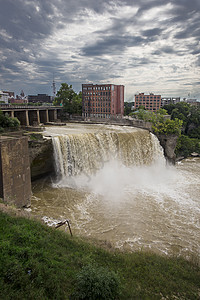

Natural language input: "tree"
[124,102,132,115]
[54,83,82,115]
[185,106,200,138]
[71,92,82,115]
[0,111,20,131]
[163,103,176,114]
[176,135,200,157]
[156,108,168,115]
[152,118,183,135]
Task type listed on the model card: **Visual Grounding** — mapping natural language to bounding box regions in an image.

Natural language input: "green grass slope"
[0,211,199,299]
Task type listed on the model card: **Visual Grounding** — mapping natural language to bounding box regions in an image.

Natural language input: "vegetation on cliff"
[0,110,20,132]
[133,103,200,158]
[163,102,200,157]
[0,211,199,299]
[133,108,183,135]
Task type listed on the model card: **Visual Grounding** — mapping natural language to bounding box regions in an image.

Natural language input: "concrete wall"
[0,136,31,207]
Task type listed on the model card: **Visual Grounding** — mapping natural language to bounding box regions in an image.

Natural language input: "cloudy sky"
[0,0,200,100]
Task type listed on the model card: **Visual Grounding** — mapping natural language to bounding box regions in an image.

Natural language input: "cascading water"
[52,129,165,181]
[31,124,200,257]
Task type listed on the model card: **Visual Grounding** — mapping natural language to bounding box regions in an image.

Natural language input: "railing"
[0,105,62,110]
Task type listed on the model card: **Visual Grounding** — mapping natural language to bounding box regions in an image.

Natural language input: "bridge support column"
[11,111,14,118]
[25,110,29,126]
[46,110,49,123]
[37,110,40,124]
[54,109,57,120]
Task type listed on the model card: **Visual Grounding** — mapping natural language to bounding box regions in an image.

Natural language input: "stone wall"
[0,136,31,207]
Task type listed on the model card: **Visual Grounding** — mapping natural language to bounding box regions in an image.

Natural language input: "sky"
[0,0,200,101]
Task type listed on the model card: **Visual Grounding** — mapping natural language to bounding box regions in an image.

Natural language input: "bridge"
[0,105,63,126]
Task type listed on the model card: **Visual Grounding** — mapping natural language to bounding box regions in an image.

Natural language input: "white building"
[161,97,180,107]
[0,91,9,104]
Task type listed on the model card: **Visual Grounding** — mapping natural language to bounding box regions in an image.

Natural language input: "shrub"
[0,111,20,129]
[72,264,121,300]
[152,118,183,135]
[175,135,200,157]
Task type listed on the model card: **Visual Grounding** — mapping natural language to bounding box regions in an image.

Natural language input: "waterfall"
[52,129,165,179]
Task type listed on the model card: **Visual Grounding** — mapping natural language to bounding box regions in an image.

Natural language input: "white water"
[31,124,200,257]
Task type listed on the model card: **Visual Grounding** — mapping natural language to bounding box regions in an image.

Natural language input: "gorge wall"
[29,137,54,180]
[156,134,178,164]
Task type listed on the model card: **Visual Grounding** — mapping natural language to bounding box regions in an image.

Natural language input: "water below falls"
[31,124,200,257]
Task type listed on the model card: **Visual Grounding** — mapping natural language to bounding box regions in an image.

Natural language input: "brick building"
[82,84,124,119]
[135,93,161,112]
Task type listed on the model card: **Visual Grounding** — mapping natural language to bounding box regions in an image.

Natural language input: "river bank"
[0,209,199,299]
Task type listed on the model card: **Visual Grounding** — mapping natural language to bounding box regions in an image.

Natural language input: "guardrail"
[0,105,62,110]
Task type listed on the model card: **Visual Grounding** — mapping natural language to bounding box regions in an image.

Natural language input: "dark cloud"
[0,0,200,98]
[142,28,162,37]
[195,56,200,67]
[160,46,176,54]
[81,35,145,57]
[183,82,200,86]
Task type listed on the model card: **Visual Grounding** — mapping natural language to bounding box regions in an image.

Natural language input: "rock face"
[29,138,54,180]
[156,134,178,164]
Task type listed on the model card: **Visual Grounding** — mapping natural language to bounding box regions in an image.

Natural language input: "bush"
[175,135,200,157]
[0,111,20,129]
[72,264,121,300]
[152,118,183,135]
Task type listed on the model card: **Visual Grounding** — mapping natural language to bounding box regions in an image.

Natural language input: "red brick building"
[135,93,161,112]
[82,84,124,119]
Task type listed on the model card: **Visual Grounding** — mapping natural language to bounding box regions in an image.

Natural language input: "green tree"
[54,83,82,115]
[138,105,146,110]
[134,109,165,123]
[71,92,82,115]
[170,102,190,129]
[156,108,168,115]
[163,103,176,114]
[152,118,183,135]
[176,135,200,157]
[186,106,200,138]
[0,111,20,131]
[124,102,132,115]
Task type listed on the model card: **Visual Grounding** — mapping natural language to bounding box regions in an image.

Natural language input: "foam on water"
[32,125,200,256]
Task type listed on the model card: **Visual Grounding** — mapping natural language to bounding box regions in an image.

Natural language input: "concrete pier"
[0,105,62,126]
[0,136,32,207]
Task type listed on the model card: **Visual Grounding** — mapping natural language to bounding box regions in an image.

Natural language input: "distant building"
[135,93,161,112]
[2,91,14,98]
[161,97,180,107]
[186,99,200,108]
[28,94,53,104]
[0,91,9,104]
[82,84,124,119]
[9,98,28,104]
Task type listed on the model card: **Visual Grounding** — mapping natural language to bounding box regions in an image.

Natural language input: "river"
[31,124,200,257]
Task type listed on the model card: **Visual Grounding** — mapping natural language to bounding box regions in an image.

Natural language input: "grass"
[0,211,199,299]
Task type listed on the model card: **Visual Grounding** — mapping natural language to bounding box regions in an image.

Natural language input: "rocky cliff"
[29,138,54,180]
[156,134,178,164]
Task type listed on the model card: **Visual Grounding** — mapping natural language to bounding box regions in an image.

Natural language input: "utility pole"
[51,74,56,99]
